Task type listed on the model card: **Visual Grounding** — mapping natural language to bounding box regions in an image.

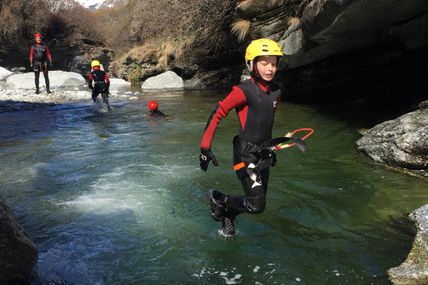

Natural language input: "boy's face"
[35,36,42,43]
[255,55,278,82]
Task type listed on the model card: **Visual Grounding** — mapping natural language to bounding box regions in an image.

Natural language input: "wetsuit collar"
[250,77,269,93]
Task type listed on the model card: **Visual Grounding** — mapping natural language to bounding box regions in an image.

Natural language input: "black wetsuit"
[149,110,168,118]
[29,43,52,93]
[88,68,110,102]
[200,78,282,217]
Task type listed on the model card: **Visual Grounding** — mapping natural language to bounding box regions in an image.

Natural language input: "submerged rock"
[356,101,428,176]
[388,204,428,284]
[0,198,37,284]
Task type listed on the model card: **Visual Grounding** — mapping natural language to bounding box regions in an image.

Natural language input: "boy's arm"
[199,86,246,171]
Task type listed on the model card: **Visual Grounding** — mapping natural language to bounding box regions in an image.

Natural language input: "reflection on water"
[0,90,426,285]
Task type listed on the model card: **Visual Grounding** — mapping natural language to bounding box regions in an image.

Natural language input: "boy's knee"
[245,197,266,214]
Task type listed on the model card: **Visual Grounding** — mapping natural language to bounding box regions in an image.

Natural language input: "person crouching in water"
[29,33,53,94]
[147,100,169,119]
[88,60,110,105]
[199,38,284,236]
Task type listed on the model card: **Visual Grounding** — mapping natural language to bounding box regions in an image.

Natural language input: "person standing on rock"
[29,33,53,94]
[199,38,284,236]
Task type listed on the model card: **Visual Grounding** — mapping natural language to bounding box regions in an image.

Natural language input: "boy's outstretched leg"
[209,190,237,236]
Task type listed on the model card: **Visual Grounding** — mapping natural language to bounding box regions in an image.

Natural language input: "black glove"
[199,148,218,172]
[30,63,33,69]
[271,151,277,167]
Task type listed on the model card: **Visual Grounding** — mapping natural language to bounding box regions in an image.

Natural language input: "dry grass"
[238,0,285,8]
[123,40,186,67]
[287,16,300,27]
[126,42,158,61]
[231,19,251,42]
[157,42,184,68]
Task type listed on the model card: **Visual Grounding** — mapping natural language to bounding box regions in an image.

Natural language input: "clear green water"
[0,90,427,285]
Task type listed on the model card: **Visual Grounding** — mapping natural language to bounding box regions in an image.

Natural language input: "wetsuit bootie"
[46,89,52,94]
[35,89,40,94]
[221,216,236,237]
[209,190,227,221]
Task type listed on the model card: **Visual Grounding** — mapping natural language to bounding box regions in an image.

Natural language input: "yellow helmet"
[245,38,283,72]
[91,60,101,68]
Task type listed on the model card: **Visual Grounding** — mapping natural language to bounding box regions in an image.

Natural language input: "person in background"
[29,33,53,94]
[88,60,110,104]
[199,38,284,236]
[147,100,168,119]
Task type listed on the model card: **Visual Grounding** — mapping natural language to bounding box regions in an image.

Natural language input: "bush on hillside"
[0,0,50,49]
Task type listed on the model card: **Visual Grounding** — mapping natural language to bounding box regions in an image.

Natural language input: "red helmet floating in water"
[147,100,158,111]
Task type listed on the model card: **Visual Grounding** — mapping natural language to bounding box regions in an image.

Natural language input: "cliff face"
[234,0,428,101]
[109,0,428,99]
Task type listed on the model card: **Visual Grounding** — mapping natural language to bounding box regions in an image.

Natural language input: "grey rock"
[0,66,12,80]
[142,71,184,90]
[6,71,85,90]
[388,204,428,284]
[356,101,428,175]
[0,197,37,284]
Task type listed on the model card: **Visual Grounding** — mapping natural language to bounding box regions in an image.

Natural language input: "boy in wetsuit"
[29,33,53,94]
[88,60,110,107]
[199,38,284,236]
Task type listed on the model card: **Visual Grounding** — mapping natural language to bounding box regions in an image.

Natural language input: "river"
[0,90,427,285]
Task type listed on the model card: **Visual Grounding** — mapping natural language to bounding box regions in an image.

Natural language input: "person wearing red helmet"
[199,38,284,236]
[29,33,53,94]
[147,100,168,119]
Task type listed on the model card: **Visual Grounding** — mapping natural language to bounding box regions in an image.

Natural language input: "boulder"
[356,101,428,176]
[0,198,37,284]
[388,204,428,284]
[6,71,85,90]
[109,77,131,89]
[141,71,184,90]
[0,66,13,80]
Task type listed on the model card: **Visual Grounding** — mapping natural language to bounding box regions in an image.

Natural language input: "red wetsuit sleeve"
[200,86,247,149]
[29,46,34,64]
[88,73,93,88]
[45,45,52,62]
[105,72,109,82]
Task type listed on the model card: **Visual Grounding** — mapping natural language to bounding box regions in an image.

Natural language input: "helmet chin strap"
[249,59,262,83]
